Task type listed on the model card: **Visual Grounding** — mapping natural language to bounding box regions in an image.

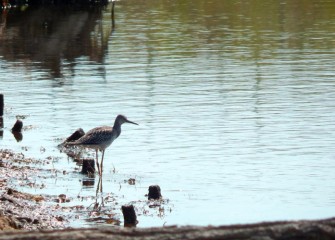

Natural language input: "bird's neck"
[113,122,122,138]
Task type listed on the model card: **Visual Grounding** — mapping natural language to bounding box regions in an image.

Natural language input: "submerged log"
[0,217,335,240]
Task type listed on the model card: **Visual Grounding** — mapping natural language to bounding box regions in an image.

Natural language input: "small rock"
[127,178,136,185]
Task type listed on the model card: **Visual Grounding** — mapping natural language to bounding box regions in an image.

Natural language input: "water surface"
[1,0,335,227]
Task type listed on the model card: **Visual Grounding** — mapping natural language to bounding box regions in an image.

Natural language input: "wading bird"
[67,115,138,175]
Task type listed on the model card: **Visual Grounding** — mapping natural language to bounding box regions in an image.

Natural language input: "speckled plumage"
[68,115,138,175]
[71,126,119,150]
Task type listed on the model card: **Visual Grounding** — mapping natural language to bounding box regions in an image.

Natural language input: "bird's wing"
[76,126,113,145]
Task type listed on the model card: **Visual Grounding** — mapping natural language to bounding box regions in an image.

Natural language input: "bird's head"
[116,115,138,125]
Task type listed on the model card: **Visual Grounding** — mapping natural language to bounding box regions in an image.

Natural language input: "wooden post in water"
[81,159,95,175]
[0,94,3,116]
[121,205,137,227]
[65,128,85,143]
[11,119,23,132]
[148,185,162,200]
[12,119,23,142]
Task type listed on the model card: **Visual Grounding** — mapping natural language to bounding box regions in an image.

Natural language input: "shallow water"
[1,0,335,227]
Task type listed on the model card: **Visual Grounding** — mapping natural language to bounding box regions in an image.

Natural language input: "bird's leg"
[95,149,100,176]
[100,150,105,175]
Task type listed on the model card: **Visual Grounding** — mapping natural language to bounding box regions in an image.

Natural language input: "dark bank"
[1,0,110,8]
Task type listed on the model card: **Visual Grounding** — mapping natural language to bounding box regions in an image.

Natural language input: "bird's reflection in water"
[91,176,105,214]
[97,176,103,194]
[82,177,95,187]
[85,176,103,212]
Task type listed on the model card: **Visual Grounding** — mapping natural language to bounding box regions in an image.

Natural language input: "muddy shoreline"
[1,148,335,239]
[0,148,165,230]
[0,149,67,230]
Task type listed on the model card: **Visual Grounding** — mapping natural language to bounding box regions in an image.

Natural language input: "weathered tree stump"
[11,120,23,133]
[65,128,85,143]
[0,94,3,116]
[81,159,95,174]
[148,185,162,200]
[121,205,137,227]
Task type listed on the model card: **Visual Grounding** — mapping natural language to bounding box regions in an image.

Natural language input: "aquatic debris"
[85,216,121,225]
[6,188,44,202]
[11,119,23,133]
[56,194,70,203]
[0,149,170,229]
[0,149,126,229]
[126,195,171,220]
[59,128,85,148]
[147,185,162,200]
[126,178,136,185]
[0,179,6,188]
[106,218,121,225]
[58,128,86,161]
[11,118,24,142]
[81,159,95,175]
[0,94,3,117]
[40,146,46,153]
[66,128,85,143]
[148,203,161,208]
[121,204,137,227]
[15,114,29,120]
[0,149,16,160]
[22,125,35,131]
[0,149,55,166]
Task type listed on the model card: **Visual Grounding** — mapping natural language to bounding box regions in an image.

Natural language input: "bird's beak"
[126,119,138,125]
